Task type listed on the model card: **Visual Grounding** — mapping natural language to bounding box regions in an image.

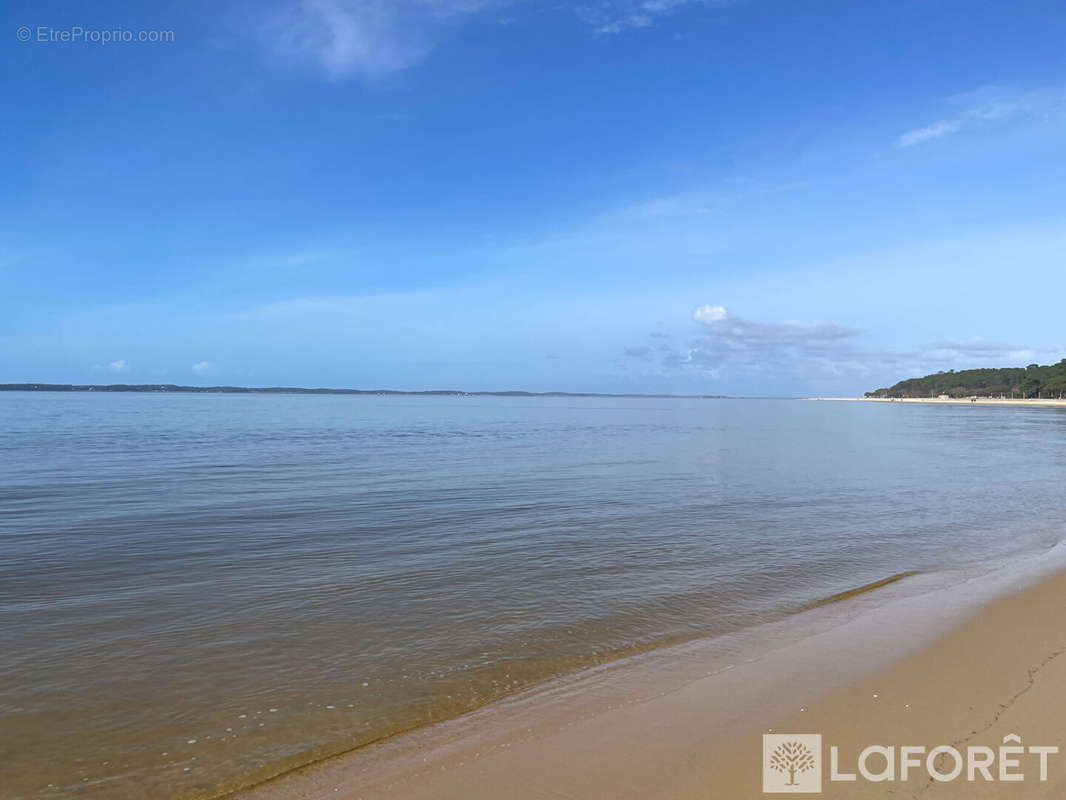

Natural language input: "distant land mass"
[0,383,730,400]
[867,358,1066,399]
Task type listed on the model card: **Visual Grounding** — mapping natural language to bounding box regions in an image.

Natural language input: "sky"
[3,0,1066,396]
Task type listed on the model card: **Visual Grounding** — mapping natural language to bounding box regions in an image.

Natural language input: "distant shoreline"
[0,383,731,400]
[7,385,1063,405]
[813,396,1066,408]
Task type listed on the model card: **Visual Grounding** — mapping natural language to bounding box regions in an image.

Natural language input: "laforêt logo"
[762,732,1058,793]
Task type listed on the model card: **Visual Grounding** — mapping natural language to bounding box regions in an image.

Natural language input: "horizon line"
[0,382,801,400]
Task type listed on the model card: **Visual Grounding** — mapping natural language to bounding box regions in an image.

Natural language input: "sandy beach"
[814,397,1066,408]
[234,546,1066,800]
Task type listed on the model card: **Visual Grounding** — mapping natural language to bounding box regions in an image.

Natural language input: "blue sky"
[4,0,1066,395]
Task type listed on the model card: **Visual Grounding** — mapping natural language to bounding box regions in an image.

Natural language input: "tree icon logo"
[762,734,822,793]
[770,741,816,785]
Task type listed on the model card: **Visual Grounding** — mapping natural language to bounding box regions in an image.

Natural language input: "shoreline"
[813,396,1066,408]
[233,543,1066,800]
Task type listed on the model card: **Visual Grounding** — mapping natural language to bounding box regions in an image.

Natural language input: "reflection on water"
[2,393,1065,798]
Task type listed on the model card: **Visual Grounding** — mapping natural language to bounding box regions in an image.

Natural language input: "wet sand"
[234,546,1066,800]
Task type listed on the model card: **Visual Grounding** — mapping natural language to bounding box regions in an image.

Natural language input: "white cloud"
[896,120,960,148]
[192,361,213,374]
[107,359,128,372]
[693,304,728,323]
[261,0,499,78]
[580,0,708,35]
[258,0,720,78]
[896,84,1066,148]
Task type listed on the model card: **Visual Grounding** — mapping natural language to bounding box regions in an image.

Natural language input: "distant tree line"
[866,358,1066,399]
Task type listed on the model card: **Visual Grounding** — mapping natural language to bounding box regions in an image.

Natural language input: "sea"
[2,392,1065,798]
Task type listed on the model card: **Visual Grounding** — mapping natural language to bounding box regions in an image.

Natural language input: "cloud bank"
[671,306,861,377]
[622,306,1063,390]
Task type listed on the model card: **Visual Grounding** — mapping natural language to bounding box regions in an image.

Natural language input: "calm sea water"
[2,393,1065,798]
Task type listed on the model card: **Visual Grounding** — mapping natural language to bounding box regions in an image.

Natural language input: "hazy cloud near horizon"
[622,306,1065,391]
